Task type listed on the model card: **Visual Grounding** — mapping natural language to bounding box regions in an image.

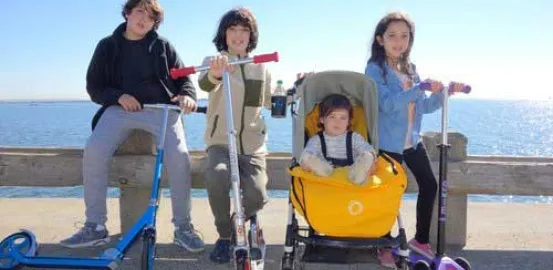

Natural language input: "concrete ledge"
[2,148,553,195]
[2,131,553,249]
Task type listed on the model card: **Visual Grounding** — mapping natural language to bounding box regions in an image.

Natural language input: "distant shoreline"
[0,100,91,104]
[0,98,210,104]
[1,98,551,103]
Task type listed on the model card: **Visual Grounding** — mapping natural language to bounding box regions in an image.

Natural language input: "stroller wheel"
[280,256,295,270]
[280,243,306,270]
[454,257,471,270]
[412,260,431,270]
[0,230,38,270]
[280,258,305,270]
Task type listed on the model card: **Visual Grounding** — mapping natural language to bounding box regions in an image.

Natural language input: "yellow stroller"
[280,71,410,269]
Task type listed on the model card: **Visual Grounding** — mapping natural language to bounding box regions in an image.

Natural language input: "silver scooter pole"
[171,52,279,270]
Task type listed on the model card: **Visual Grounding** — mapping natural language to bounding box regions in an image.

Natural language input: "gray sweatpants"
[83,106,192,227]
[205,145,269,238]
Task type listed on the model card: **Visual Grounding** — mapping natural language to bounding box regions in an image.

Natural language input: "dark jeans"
[380,142,437,244]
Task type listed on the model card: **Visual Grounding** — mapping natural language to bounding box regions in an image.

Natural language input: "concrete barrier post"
[422,131,468,250]
[115,130,156,234]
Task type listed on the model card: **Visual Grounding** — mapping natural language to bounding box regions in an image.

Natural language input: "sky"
[1,0,552,101]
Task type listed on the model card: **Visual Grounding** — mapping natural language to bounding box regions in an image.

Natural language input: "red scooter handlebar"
[170,52,279,79]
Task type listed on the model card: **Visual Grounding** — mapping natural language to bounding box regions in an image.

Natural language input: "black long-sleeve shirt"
[86,23,196,129]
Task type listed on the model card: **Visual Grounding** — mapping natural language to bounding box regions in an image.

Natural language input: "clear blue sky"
[1,0,552,101]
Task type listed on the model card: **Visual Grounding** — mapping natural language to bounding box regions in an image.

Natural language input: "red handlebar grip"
[170,67,196,79]
[253,52,279,64]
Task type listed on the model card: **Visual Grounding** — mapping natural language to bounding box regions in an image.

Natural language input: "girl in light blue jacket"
[364,11,451,267]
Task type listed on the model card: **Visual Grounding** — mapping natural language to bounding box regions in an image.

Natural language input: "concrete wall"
[2,131,553,248]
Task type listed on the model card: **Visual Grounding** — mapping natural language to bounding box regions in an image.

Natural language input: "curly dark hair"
[212,7,259,53]
[121,0,164,30]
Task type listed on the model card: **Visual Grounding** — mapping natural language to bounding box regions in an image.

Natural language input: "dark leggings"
[380,142,437,244]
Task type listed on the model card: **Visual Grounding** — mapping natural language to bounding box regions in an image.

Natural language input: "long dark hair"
[212,7,259,53]
[367,12,415,82]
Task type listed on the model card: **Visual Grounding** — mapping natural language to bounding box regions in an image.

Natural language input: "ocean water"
[1,99,552,203]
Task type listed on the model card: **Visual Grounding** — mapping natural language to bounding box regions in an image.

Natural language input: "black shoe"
[209,238,231,264]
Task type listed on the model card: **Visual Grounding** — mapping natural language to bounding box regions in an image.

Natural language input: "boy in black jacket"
[60,0,205,253]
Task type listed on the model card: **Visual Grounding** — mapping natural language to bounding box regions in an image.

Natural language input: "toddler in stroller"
[299,93,377,186]
[281,71,410,269]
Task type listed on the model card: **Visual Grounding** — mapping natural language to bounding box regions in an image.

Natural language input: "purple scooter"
[410,81,472,270]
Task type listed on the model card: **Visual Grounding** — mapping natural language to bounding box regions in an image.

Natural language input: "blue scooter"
[0,104,205,270]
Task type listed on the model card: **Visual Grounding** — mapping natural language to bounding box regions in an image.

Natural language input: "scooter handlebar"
[419,81,471,94]
[448,82,471,94]
[253,52,279,64]
[143,104,207,113]
[419,81,432,91]
[196,106,207,114]
[170,52,279,79]
[170,66,196,79]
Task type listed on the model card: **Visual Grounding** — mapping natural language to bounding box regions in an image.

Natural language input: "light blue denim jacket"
[364,61,444,154]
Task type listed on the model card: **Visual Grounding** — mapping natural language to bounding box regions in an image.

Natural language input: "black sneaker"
[59,222,110,248]
[209,238,231,264]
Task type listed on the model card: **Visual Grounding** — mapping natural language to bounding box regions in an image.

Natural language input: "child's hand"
[208,54,234,79]
[348,152,376,186]
[366,162,377,178]
[402,80,414,89]
[300,153,333,177]
[300,163,312,172]
[170,94,197,114]
[118,94,141,112]
[421,79,444,93]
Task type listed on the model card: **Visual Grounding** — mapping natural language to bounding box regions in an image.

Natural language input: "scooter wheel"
[248,230,263,261]
[395,258,409,270]
[140,235,156,270]
[412,260,431,270]
[0,231,38,269]
[454,257,471,270]
[234,249,251,270]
